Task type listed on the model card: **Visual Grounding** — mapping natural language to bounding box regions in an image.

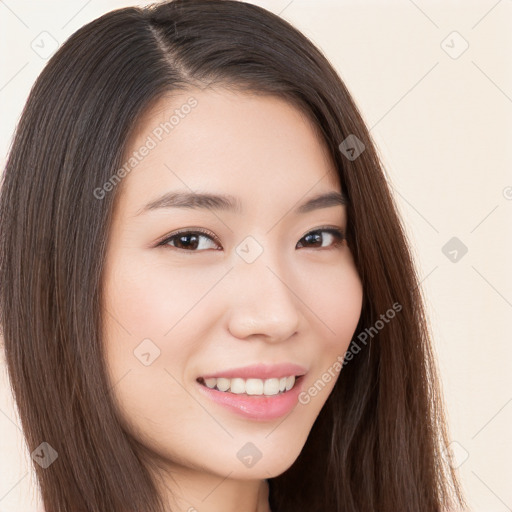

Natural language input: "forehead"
[116,87,340,217]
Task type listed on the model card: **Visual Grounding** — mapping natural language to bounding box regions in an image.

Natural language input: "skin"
[102,86,363,512]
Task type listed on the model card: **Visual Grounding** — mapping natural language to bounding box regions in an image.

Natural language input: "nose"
[225,248,301,343]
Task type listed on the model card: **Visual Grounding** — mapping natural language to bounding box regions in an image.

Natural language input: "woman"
[0,1,466,511]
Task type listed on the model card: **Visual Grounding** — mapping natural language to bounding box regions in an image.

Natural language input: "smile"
[197,375,301,396]
[196,374,306,421]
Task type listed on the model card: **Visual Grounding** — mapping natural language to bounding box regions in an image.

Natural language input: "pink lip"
[198,362,307,380]
[196,375,306,421]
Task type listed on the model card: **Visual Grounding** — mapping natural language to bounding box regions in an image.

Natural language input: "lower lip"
[196,376,305,421]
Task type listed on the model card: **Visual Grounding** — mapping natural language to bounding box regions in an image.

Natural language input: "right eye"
[156,228,221,252]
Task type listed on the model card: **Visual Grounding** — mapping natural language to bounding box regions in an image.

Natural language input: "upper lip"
[198,363,308,380]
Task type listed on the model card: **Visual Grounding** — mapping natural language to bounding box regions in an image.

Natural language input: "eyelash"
[156,226,346,253]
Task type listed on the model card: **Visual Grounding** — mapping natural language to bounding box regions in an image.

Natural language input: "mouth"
[196,374,305,396]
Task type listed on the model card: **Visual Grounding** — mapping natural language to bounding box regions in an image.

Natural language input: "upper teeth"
[202,376,296,395]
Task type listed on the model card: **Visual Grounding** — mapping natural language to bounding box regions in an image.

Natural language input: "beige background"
[1,1,511,510]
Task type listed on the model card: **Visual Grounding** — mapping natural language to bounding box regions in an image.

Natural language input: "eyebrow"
[134,190,348,216]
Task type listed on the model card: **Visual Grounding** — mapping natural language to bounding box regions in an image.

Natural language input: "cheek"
[101,249,227,412]
[103,250,217,341]
[101,254,197,409]
[303,258,363,351]
[101,256,204,447]
[294,259,363,408]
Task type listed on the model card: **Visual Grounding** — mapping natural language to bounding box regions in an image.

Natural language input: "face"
[102,86,363,485]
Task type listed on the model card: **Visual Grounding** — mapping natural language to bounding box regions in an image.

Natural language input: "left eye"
[296,228,346,249]
[157,228,346,252]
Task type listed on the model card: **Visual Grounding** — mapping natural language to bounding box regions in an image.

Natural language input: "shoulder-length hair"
[0,1,466,510]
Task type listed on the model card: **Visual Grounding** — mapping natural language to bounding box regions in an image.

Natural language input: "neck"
[154,465,272,512]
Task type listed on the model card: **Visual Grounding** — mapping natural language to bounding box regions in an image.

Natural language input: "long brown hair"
[0,1,466,510]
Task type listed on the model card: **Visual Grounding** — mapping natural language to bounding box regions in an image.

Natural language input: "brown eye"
[296,229,345,250]
[158,229,220,252]
[157,227,346,253]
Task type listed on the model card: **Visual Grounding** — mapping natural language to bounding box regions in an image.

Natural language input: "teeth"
[201,375,297,395]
